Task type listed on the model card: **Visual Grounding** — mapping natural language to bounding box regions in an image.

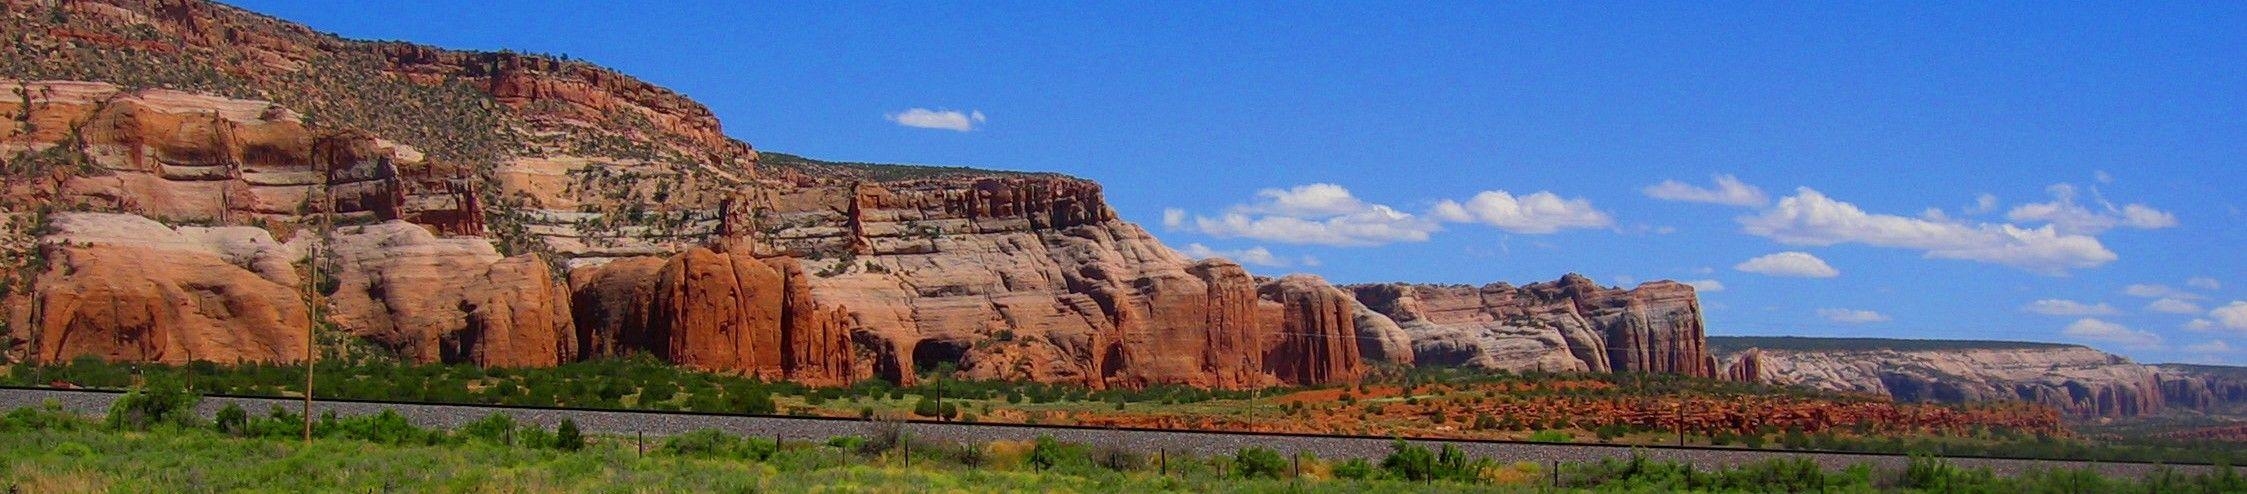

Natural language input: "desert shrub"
[554,418,583,451]
[1528,429,1572,443]
[860,419,909,456]
[2,400,86,432]
[1028,435,1091,471]
[458,412,516,444]
[332,409,425,445]
[1333,458,1379,480]
[105,377,200,431]
[1234,447,1289,479]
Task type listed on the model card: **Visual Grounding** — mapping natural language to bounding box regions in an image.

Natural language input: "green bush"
[105,378,200,431]
[1333,457,1378,480]
[554,418,584,451]
[1233,447,1289,479]
[213,403,249,435]
[459,412,517,444]
[1528,429,1572,443]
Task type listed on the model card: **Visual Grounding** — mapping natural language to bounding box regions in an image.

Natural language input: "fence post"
[1550,459,1560,489]
[1159,449,1166,476]
[637,431,644,457]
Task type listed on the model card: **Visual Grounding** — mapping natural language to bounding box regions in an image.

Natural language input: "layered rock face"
[747,178,1365,389]
[1348,275,1714,377]
[325,221,575,367]
[1717,344,2169,417]
[566,248,856,384]
[1257,275,1365,385]
[31,213,309,364]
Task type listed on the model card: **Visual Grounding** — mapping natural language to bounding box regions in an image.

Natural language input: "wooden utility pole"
[303,160,331,444]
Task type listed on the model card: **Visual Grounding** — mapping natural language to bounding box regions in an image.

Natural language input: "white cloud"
[1818,308,1890,324]
[2148,298,2205,315]
[1299,256,1321,267]
[1733,251,1840,278]
[2186,319,2218,331]
[2022,299,2119,316]
[2188,277,2223,290]
[2063,318,2162,349]
[1191,205,1439,247]
[886,108,985,131]
[1180,184,1442,247]
[1682,279,1725,292]
[1965,193,2000,215]
[2095,170,2114,184]
[1242,184,1369,217]
[2124,284,2204,300]
[1642,174,1768,207]
[2216,302,2247,331]
[1177,183,1612,246]
[1739,188,2115,275]
[2187,340,2233,354]
[1430,190,1613,233]
[1179,243,1289,267]
[2004,183,2177,234]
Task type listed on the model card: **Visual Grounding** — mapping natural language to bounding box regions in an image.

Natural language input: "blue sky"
[234,1,2247,364]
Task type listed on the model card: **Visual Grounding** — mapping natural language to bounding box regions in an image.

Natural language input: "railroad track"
[0,386,2210,477]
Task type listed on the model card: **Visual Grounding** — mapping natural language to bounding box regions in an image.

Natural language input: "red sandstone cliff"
[1348,274,1715,378]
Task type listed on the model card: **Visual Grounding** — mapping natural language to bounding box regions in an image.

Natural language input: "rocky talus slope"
[1716,338,2247,418]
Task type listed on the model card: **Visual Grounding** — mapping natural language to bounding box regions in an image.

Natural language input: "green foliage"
[1332,458,1378,480]
[554,418,584,451]
[459,413,517,444]
[105,377,200,431]
[659,429,776,460]
[1232,447,1289,479]
[1528,429,1572,443]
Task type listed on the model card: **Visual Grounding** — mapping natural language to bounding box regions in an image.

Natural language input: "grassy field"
[5,356,2241,466]
[4,388,2246,493]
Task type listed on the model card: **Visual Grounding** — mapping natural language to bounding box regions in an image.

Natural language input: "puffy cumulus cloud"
[2186,319,2218,331]
[2187,340,2234,354]
[1818,308,1889,324]
[2189,277,2223,290]
[2063,318,2163,349]
[1739,188,2115,275]
[1682,279,1725,292]
[2124,284,2204,300]
[1161,208,1186,229]
[1177,183,1441,247]
[886,108,985,131]
[1243,184,1369,217]
[1179,243,1289,267]
[2148,298,2206,315]
[2022,299,2118,316]
[1430,190,1613,233]
[1191,205,1439,247]
[1733,251,1839,278]
[1642,174,1768,207]
[2216,302,2247,331]
[2004,183,2178,234]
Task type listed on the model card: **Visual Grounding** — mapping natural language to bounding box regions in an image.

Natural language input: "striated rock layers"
[752,178,1366,389]
[567,247,855,384]
[30,213,309,364]
[1347,275,1715,377]
[1716,343,2172,417]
